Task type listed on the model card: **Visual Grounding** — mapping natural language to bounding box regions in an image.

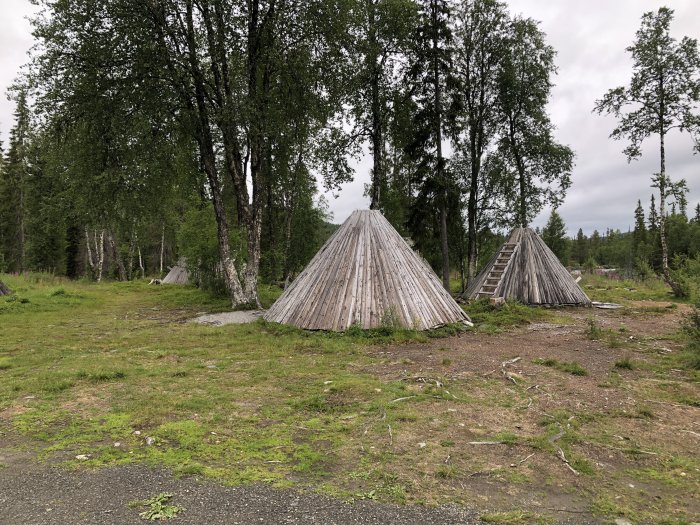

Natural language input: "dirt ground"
[351,302,699,522]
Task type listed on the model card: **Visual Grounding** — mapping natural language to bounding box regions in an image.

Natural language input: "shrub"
[614,357,634,370]
[585,317,602,340]
[681,301,700,369]
[635,257,654,281]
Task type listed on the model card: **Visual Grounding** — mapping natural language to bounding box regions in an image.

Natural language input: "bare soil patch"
[353,303,699,522]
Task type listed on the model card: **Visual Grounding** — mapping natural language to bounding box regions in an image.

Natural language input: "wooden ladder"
[476,242,517,299]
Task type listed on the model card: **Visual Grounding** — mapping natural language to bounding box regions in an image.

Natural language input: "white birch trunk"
[96,230,105,282]
[160,225,165,275]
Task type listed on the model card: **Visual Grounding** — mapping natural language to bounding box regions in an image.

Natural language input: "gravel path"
[0,464,485,525]
[191,310,265,325]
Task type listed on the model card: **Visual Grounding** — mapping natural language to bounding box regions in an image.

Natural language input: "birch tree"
[497,16,573,229]
[452,0,509,278]
[595,7,700,296]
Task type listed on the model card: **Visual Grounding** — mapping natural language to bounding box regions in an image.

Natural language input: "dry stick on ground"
[390,396,417,404]
[502,356,522,367]
[387,425,393,446]
[556,447,579,476]
[681,430,700,438]
[516,453,536,465]
[500,356,522,385]
[467,441,506,445]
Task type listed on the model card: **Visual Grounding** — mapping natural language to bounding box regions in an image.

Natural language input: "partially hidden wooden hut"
[264,209,472,331]
[462,227,591,306]
[162,258,190,285]
[0,280,11,296]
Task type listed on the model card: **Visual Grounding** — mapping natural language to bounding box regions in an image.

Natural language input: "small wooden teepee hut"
[162,258,190,285]
[264,210,472,331]
[462,227,590,306]
[0,280,12,296]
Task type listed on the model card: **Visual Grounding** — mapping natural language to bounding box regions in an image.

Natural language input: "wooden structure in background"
[0,280,11,296]
[265,210,472,331]
[162,258,190,285]
[462,228,591,306]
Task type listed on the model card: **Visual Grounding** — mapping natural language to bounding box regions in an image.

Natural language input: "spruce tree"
[0,90,31,272]
[574,228,588,265]
[542,210,569,265]
[405,0,456,290]
[648,194,659,232]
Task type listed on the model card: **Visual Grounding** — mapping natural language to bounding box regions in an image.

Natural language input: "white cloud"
[0,0,37,144]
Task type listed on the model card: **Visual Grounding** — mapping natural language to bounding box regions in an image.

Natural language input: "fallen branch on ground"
[515,453,535,466]
[390,396,417,403]
[556,447,579,475]
[501,356,521,367]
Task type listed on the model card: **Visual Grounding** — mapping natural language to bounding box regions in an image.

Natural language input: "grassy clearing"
[579,274,676,304]
[0,274,467,492]
[463,299,553,333]
[1,273,698,523]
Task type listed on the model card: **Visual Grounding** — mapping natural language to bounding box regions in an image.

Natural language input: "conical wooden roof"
[162,258,189,285]
[463,227,591,306]
[264,210,472,331]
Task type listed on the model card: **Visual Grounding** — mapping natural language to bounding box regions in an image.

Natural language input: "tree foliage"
[595,7,700,295]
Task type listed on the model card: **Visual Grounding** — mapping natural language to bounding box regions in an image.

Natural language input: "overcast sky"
[1,0,698,235]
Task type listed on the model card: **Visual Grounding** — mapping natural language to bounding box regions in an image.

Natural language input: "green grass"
[2,272,698,521]
[532,358,588,376]
[0,273,469,495]
[579,274,675,303]
[614,357,635,370]
[463,299,550,333]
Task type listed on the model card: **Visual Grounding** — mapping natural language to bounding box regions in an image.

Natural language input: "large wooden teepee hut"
[162,258,190,285]
[0,280,12,296]
[264,210,472,331]
[462,227,590,306]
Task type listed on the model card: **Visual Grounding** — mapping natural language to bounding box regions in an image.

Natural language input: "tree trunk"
[368,0,383,210]
[466,127,479,279]
[510,118,528,228]
[184,0,247,307]
[18,180,26,273]
[138,245,145,279]
[127,237,135,281]
[432,0,450,291]
[0,280,12,296]
[96,230,105,282]
[109,231,127,281]
[85,226,95,278]
[159,224,165,275]
[658,130,683,295]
